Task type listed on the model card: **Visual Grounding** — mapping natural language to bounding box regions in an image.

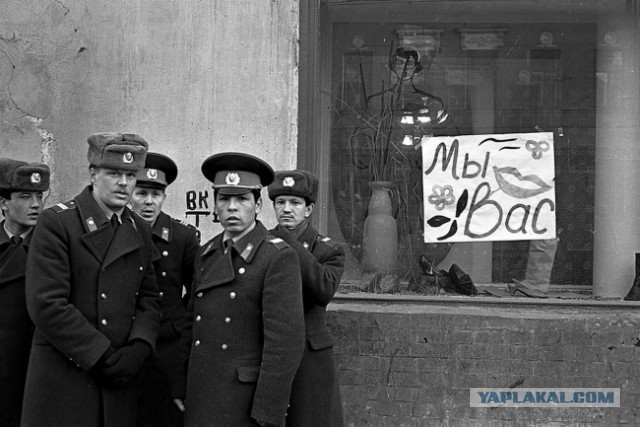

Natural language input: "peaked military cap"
[87,132,148,171]
[0,158,50,192]
[135,152,178,189]
[268,170,318,203]
[201,152,275,195]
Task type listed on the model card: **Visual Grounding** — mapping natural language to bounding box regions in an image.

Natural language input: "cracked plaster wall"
[0,0,300,240]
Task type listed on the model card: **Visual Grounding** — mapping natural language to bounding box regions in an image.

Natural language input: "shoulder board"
[317,234,340,249]
[51,200,77,213]
[172,218,196,230]
[266,237,289,250]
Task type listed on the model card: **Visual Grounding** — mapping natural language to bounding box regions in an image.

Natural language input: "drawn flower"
[525,139,551,159]
[428,184,456,211]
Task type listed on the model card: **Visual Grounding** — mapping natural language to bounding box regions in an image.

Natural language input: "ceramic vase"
[361,180,398,274]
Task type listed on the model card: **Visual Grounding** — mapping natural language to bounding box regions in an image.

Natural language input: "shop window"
[304,0,640,298]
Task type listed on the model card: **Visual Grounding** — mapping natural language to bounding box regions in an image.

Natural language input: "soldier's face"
[0,191,44,233]
[90,167,136,210]
[273,195,313,230]
[130,187,166,225]
[215,192,261,237]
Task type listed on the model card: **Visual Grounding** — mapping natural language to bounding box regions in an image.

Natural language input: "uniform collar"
[202,220,268,263]
[297,222,319,250]
[151,211,172,242]
[75,186,134,232]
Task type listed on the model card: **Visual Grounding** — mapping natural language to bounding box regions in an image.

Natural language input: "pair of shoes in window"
[507,279,549,299]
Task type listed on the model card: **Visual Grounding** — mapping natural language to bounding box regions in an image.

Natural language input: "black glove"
[100,341,151,387]
[270,227,296,244]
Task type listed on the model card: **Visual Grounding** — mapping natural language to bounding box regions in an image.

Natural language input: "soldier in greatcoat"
[174,152,305,427]
[22,133,162,427]
[130,152,200,427]
[268,170,345,427]
[0,158,50,427]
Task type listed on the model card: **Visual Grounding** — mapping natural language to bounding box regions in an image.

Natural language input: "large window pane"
[323,1,640,293]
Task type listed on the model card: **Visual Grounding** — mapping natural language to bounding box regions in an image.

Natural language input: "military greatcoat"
[176,221,304,427]
[138,210,199,427]
[272,224,346,427]
[0,224,34,427]
[22,186,161,427]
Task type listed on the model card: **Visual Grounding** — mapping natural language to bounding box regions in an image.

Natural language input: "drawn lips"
[493,166,552,198]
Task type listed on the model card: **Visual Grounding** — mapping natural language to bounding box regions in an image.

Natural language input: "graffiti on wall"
[421,132,556,243]
[185,189,211,227]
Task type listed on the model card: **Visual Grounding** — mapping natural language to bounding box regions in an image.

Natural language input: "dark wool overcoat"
[138,210,199,427]
[176,221,305,427]
[272,224,346,427]
[0,225,34,427]
[22,186,161,427]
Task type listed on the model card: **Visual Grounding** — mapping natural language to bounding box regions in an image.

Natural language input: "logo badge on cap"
[123,152,133,164]
[31,173,41,184]
[147,169,158,180]
[225,172,240,186]
[283,177,295,187]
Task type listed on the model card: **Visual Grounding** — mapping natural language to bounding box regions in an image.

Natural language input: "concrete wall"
[0,0,299,241]
[328,298,640,426]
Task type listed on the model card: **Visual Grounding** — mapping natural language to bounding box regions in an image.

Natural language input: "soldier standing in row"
[174,152,304,427]
[131,152,200,427]
[0,159,50,427]
[268,170,345,427]
[22,133,161,427]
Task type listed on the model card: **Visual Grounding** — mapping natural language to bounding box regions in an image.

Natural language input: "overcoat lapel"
[0,225,30,286]
[75,186,141,266]
[196,235,235,292]
[102,217,142,269]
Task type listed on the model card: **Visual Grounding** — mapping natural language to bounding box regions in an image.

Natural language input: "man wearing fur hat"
[268,170,345,427]
[22,133,161,427]
[0,158,50,427]
[130,152,200,427]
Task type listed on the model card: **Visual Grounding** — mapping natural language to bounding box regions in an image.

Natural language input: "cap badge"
[147,169,158,180]
[225,172,240,186]
[31,172,41,184]
[283,177,295,187]
[123,152,133,164]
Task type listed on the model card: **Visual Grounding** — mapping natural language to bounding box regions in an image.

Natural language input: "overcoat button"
[139,266,144,271]
[230,292,236,299]
[101,319,107,326]
[225,317,231,324]
[159,292,164,297]
[163,251,169,256]
[197,292,203,298]
[238,267,245,274]
[194,340,200,346]
[161,272,167,277]
[196,315,202,322]
[100,293,107,299]
[221,344,228,350]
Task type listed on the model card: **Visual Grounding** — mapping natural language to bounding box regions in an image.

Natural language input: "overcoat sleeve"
[288,238,345,306]
[25,209,112,371]
[251,246,305,424]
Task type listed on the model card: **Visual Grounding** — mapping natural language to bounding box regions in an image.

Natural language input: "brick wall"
[327,297,640,426]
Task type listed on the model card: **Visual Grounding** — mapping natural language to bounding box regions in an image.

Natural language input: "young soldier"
[268,170,345,427]
[174,152,304,427]
[22,132,161,427]
[0,158,50,427]
[130,152,200,427]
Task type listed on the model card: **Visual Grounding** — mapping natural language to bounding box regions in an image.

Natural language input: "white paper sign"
[421,132,556,243]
